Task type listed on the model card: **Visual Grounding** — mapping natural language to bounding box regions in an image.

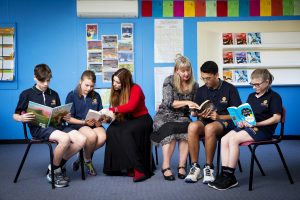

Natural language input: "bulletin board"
[197,20,300,86]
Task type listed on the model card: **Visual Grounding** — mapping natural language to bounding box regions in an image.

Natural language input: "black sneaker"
[47,167,68,188]
[61,165,70,182]
[211,175,238,191]
[72,158,80,171]
[208,174,225,188]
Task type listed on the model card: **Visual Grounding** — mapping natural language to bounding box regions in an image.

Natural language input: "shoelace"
[205,167,211,176]
[189,166,197,175]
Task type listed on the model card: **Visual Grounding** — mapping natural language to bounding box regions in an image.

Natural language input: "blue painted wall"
[1,0,300,139]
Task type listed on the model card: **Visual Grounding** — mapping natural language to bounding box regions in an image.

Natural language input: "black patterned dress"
[151,75,199,145]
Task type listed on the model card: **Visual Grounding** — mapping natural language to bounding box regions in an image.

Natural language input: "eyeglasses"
[249,81,264,87]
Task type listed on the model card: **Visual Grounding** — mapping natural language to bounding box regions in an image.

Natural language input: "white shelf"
[223,63,300,69]
[222,43,300,51]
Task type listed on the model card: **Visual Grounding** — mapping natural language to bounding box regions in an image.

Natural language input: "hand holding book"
[85,108,116,124]
[190,100,216,119]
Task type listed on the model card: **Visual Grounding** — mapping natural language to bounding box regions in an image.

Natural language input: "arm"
[256,113,281,127]
[112,85,143,113]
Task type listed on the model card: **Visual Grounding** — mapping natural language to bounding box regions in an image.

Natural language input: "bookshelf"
[197,21,300,86]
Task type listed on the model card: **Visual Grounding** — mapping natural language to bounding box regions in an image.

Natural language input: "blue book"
[227,103,256,126]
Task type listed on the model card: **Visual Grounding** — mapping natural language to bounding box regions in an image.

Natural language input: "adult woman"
[103,68,154,182]
[66,70,106,176]
[208,69,282,190]
[151,54,199,181]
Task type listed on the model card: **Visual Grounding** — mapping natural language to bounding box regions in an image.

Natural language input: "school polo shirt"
[194,79,242,115]
[14,85,61,134]
[247,89,282,136]
[65,89,103,120]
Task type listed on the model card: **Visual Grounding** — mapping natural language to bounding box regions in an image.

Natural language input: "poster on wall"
[0,27,15,81]
[154,67,173,110]
[87,40,103,75]
[95,88,111,108]
[121,23,133,40]
[86,24,98,41]
[154,19,183,63]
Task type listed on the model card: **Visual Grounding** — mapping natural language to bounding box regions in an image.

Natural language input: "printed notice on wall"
[154,67,173,110]
[154,19,183,63]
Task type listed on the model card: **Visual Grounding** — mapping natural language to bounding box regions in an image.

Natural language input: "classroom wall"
[1,0,300,140]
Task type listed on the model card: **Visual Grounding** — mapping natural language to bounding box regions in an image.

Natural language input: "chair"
[13,123,86,189]
[240,107,294,191]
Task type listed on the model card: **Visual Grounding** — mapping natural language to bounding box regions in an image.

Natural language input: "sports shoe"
[184,163,202,183]
[46,166,68,188]
[72,158,80,171]
[208,174,224,188]
[202,165,215,184]
[85,161,97,176]
[61,165,70,182]
[210,175,238,190]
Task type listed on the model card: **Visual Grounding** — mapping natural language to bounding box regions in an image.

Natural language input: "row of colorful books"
[223,51,261,64]
[222,32,261,45]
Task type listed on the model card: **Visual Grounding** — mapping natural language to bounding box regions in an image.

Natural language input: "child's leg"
[79,126,97,161]
[93,126,106,151]
[221,130,236,167]
[227,130,253,168]
[63,130,86,160]
[48,130,71,167]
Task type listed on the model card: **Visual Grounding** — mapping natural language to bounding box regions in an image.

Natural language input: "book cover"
[222,33,233,45]
[223,69,233,83]
[227,103,256,126]
[26,101,72,128]
[247,32,261,45]
[235,33,247,45]
[233,70,248,83]
[247,52,261,63]
[223,52,234,64]
[235,52,247,64]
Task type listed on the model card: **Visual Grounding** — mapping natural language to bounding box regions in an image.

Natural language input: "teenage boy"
[185,61,242,184]
[13,64,86,188]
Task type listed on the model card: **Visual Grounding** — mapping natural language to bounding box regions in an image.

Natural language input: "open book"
[85,109,115,124]
[227,103,256,126]
[26,101,72,128]
[191,100,216,114]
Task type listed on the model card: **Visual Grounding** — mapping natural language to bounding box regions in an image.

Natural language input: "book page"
[49,103,73,128]
[26,101,52,128]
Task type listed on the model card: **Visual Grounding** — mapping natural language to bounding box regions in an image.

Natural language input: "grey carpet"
[0,140,299,200]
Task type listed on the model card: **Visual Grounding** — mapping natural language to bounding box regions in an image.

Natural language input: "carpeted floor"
[0,140,299,200]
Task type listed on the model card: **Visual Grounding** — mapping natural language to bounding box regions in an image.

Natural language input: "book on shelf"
[235,52,247,64]
[227,103,256,126]
[222,33,233,45]
[223,52,234,64]
[247,32,261,45]
[223,69,233,83]
[190,100,216,114]
[247,52,261,63]
[233,70,249,83]
[235,33,247,45]
[26,101,72,128]
[85,108,115,124]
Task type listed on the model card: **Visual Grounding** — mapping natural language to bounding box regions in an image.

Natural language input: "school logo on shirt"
[220,96,228,104]
[92,98,98,105]
[223,121,228,128]
[51,99,57,106]
[261,100,268,107]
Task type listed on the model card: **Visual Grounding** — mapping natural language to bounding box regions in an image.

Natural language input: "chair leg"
[79,149,86,180]
[237,159,243,172]
[47,143,55,189]
[13,143,32,183]
[248,145,265,176]
[216,140,221,175]
[155,146,158,165]
[274,144,294,184]
[248,145,257,191]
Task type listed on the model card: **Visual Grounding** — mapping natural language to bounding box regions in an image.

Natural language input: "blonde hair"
[251,68,274,87]
[173,54,195,94]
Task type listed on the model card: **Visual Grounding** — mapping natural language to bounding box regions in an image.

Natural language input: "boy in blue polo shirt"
[185,61,242,184]
[13,64,86,188]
